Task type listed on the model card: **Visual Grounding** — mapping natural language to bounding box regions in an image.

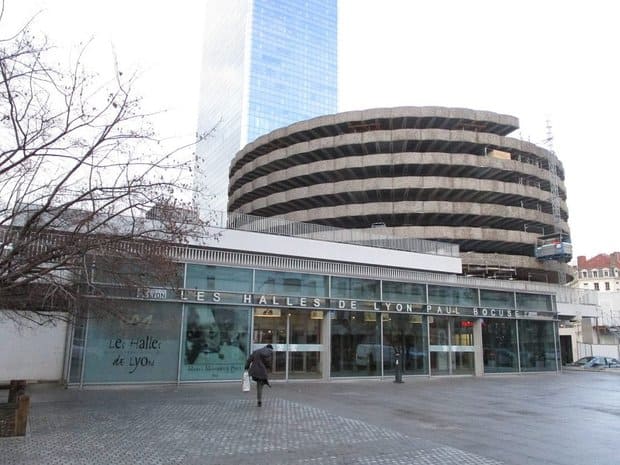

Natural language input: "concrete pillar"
[321,312,331,380]
[473,319,484,377]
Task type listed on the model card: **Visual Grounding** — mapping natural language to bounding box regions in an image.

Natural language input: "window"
[180,304,250,381]
[605,282,610,290]
[254,270,328,296]
[186,265,252,293]
[518,320,557,372]
[516,293,553,312]
[331,277,380,300]
[581,271,588,278]
[480,289,514,309]
[593,270,599,278]
[428,285,477,306]
[604,269,610,277]
[82,301,183,383]
[594,283,600,291]
[483,320,518,373]
[382,281,426,303]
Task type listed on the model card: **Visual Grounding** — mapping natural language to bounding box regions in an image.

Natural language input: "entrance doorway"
[560,335,573,365]
[428,316,475,375]
[252,308,324,380]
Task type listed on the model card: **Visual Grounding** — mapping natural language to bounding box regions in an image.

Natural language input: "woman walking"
[245,344,273,407]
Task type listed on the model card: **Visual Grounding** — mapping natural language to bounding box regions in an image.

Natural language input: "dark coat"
[245,346,273,381]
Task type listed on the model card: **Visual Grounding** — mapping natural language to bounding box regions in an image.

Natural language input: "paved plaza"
[2,370,619,465]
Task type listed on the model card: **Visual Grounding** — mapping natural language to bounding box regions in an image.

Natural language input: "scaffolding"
[536,121,571,284]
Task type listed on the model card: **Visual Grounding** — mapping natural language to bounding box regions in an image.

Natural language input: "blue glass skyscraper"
[197,0,338,214]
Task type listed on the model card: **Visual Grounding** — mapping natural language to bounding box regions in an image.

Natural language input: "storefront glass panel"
[180,304,250,381]
[518,320,557,371]
[516,293,553,312]
[185,264,252,292]
[428,285,477,306]
[382,281,426,303]
[83,301,182,383]
[254,270,328,296]
[480,289,514,309]
[482,320,518,373]
[383,313,428,375]
[68,314,87,383]
[331,277,380,300]
[330,310,381,377]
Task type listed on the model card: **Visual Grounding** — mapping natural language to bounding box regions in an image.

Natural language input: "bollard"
[394,350,404,383]
[14,395,30,436]
[8,380,26,403]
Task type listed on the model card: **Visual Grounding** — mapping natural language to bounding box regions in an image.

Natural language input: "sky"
[2,0,619,260]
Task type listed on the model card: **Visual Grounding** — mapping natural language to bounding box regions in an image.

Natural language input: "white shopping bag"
[242,370,251,392]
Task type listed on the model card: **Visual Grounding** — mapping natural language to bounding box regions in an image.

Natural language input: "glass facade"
[247,0,338,142]
[383,313,428,375]
[516,293,554,312]
[480,289,514,309]
[382,281,425,303]
[331,310,381,377]
[181,304,250,381]
[482,319,519,373]
[331,277,380,300]
[70,264,560,384]
[82,301,182,384]
[428,285,477,306]
[254,270,329,297]
[518,320,558,372]
[186,264,252,293]
[197,0,338,213]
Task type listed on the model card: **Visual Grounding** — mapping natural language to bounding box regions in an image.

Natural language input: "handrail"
[1,216,597,306]
[223,211,460,257]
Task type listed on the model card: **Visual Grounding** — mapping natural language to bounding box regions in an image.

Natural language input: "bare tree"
[0,12,213,326]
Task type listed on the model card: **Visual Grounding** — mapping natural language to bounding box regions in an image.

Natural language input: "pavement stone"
[1,396,503,465]
[1,370,619,465]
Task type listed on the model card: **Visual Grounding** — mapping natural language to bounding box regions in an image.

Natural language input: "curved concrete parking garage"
[227,106,572,283]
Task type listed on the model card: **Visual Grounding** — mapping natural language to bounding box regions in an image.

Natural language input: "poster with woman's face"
[181,304,251,381]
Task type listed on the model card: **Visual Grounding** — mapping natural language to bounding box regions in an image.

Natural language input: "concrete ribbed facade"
[227,107,571,283]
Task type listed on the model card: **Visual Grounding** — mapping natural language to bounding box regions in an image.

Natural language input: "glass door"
[429,316,450,375]
[288,310,322,379]
[252,308,323,380]
[253,308,287,379]
[428,316,475,375]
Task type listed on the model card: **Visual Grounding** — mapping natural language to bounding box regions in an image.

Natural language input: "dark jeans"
[253,378,268,403]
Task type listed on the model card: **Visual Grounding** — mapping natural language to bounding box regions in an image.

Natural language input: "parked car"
[571,356,620,369]
[485,349,516,367]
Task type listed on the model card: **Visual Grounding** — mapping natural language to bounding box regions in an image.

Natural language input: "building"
[574,253,620,293]
[196,0,338,214]
[562,253,620,359]
[228,106,572,284]
[2,214,598,385]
